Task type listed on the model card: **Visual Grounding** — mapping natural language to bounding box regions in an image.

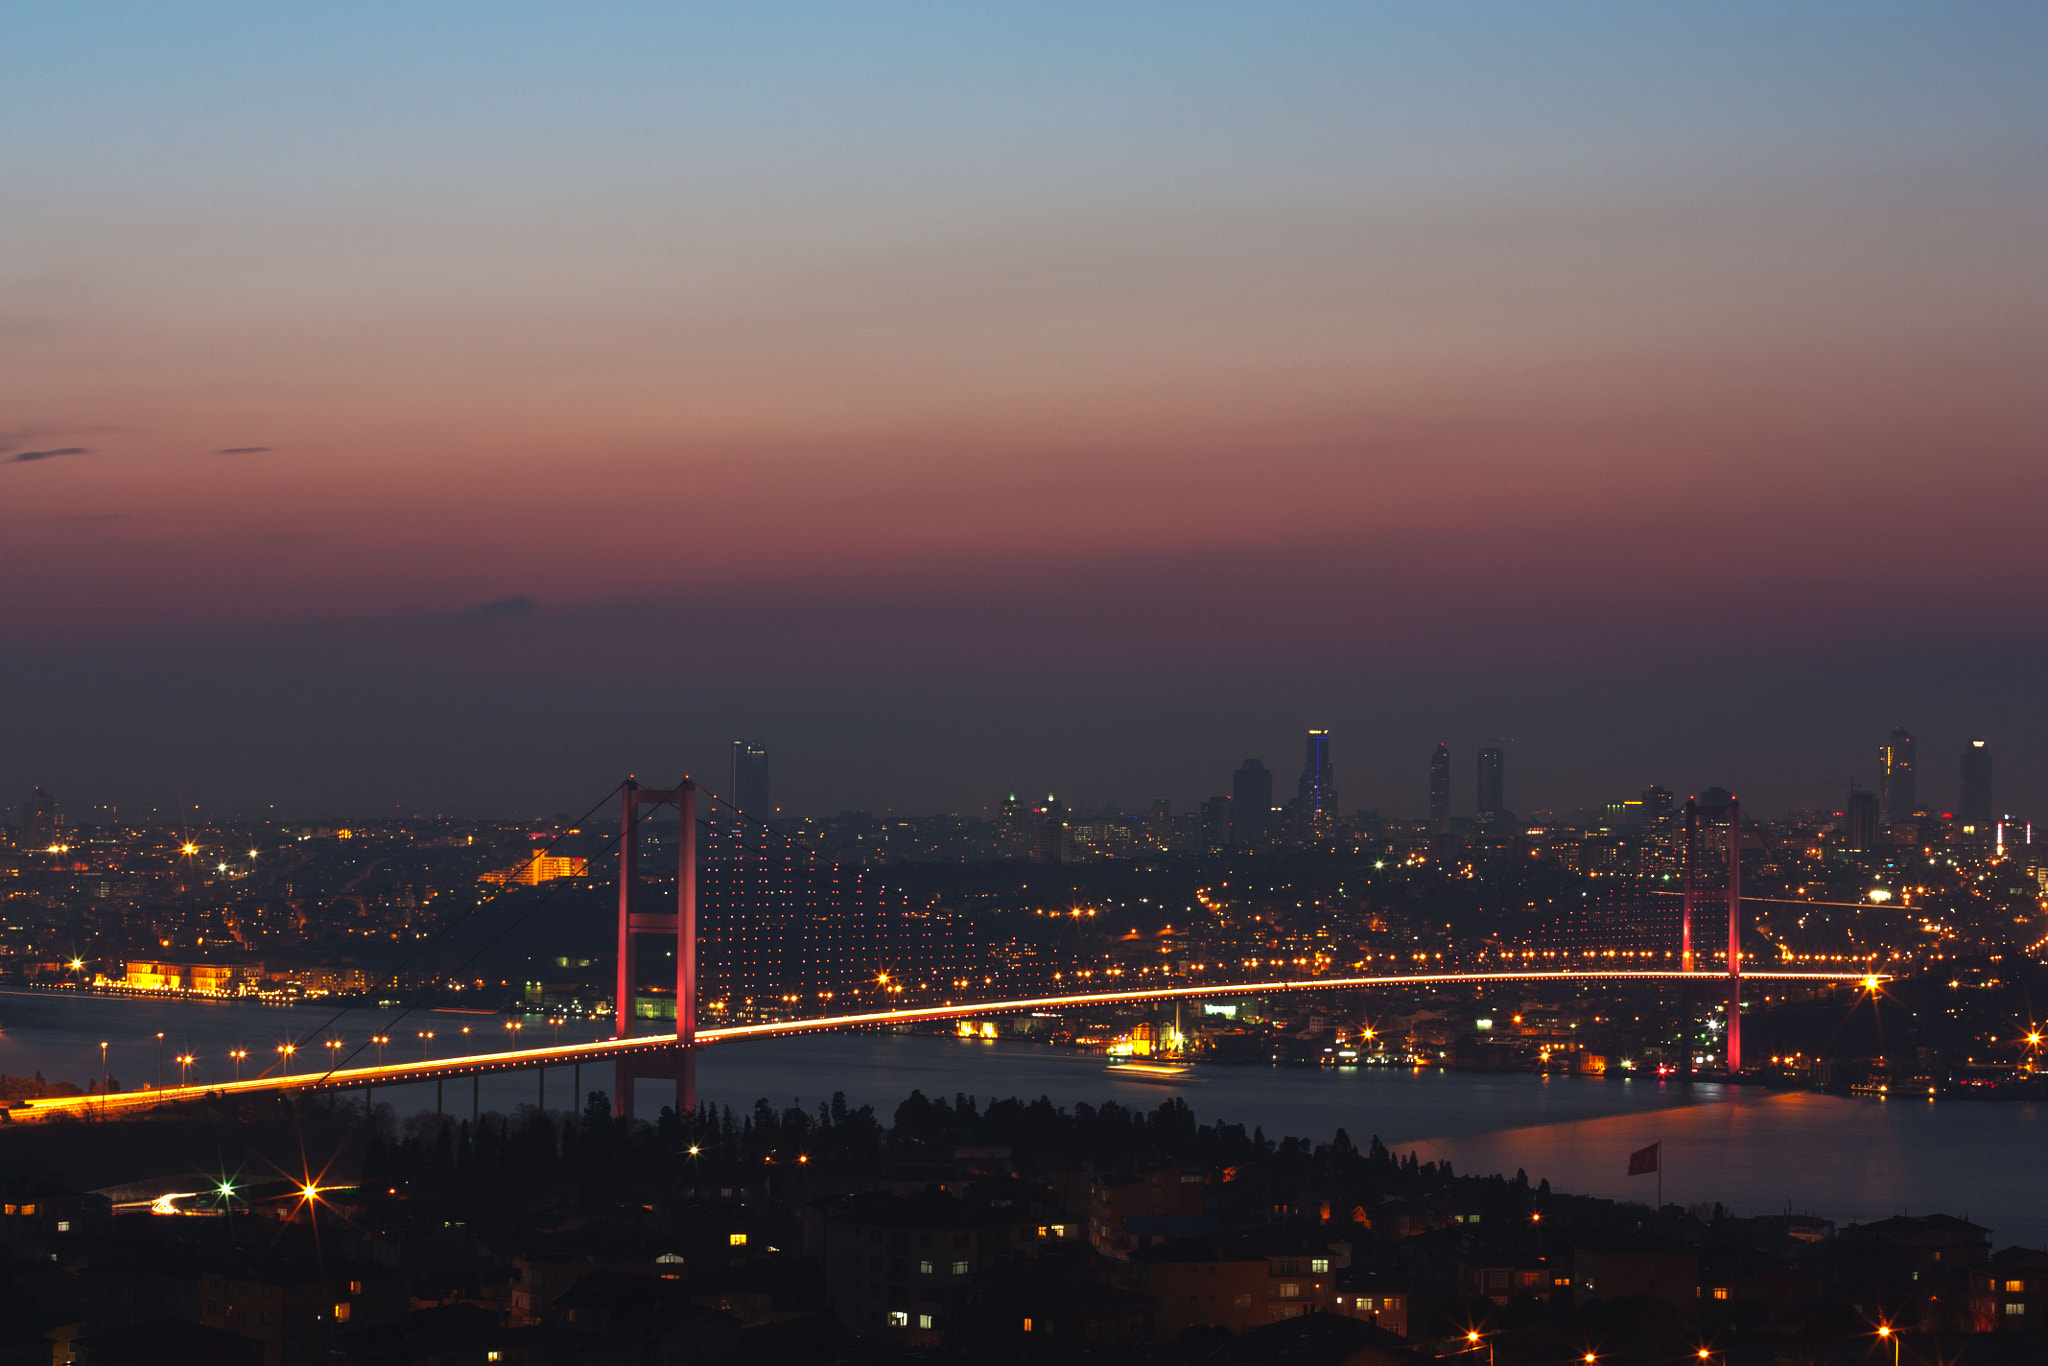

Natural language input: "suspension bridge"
[8,783,1882,1124]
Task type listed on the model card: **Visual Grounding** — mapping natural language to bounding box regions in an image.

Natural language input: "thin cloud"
[464,595,536,623]
[7,446,87,464]
[216,446,274,454]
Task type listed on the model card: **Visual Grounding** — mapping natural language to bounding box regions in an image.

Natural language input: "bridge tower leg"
[613,778,698,1124]
[1726,797,1742,1074]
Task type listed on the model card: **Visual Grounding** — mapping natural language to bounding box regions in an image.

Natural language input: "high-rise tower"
[1879,727,1916,822]
[1232,759,1273,846]
[1476,747,1505,822]
[730,740,770,816]
[1297,731,1338,829]
[1428,744,1450,831]
[1960,736,1993,827]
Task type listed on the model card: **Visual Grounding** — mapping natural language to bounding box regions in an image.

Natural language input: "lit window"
[333,1303,351,1322]
[1313,1258,1330,1273]
[728,1233,747,1246]
[919,1260,934,1275]
[1022,1317,1034,1332]
[1713,1288,1729,1300]
[56,1220,70,1233]
[888,1310,909,1327]
[488,1355,501,1363]
[1277,1283,1301,1299]
[2006,1281,2027,1293]
[952,1259,969,1275]
[2006,1303,2026,1316]
[1038,1226,1049,1238]
[918,1314,935,1330]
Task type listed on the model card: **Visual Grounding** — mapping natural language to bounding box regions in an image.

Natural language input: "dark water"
[3,990,2042,1248]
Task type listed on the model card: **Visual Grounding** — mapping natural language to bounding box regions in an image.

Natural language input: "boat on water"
[1104,1060,1197,1084]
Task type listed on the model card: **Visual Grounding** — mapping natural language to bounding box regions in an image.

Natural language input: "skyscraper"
[1297,730,1338,829]
[1476,747,1505,822]
[1960,736,1993,826]
[1198,796,1233,851]
[19,787,55,849]
[1640,785,1674,821]
[1879,727,1916,822]
[1843,789,1880,851]
[1031,796,1070,864]
[1428,744,1450,831]
[731,739,770,816]
[1231,759,1273,846]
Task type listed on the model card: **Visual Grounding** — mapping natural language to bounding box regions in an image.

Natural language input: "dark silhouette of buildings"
[1199,795,1233,851]
[20,786,56,849]
[1641,785,1674,821]
[1476,747,1505,822]
[1428,745,1450,832]
[1231,760,1272,847]
[1843,788,1880,851]
[730,740,770,817]
[1960,736,1993,826]
[1880,727,1917,822]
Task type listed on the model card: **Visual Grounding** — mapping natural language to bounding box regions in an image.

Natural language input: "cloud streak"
[7,447,87,464]
[463,595,535,623]
[215,446,273,454]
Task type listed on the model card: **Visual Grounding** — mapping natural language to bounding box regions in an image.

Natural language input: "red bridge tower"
[612,778,697,1121]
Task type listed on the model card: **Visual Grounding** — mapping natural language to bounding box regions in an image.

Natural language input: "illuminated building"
[1297,731,1338,830]
[1031,797,1070,864]
[1960,736,1993,827]
[731,738,770,816]
[1232,759,1273,846]
[697,811,971,1021]
[1880,727,1917,822]
[1148,798,1172,847]
[1476,747,1505,823]
[1428,744,1450,832]
[479,853,588,886]
[1641,785,1674,821]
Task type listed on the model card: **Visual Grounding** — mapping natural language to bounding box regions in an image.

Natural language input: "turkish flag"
[1628,1141,1661,1176]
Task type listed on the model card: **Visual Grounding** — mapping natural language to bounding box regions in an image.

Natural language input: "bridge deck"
[6,969,1883,1122]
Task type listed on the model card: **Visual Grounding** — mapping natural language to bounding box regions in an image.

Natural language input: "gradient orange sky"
[4,3,2044,816]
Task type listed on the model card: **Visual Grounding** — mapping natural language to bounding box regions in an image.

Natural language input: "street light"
[419,1030,434,1060]
[156,1032,165,1087]
[178,1054,195,1086]
[1462,1330,1493,1366]
[277,1043,296,1076]
[99,1041,109,1118]
[1877,1324,1899,1366]
[229,1048,248,1081]
[372,1035,389,1064]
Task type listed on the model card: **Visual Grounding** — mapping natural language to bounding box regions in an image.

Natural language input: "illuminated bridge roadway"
[9,967,1884,1124]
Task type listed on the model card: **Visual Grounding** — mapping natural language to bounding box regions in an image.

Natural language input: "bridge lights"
[277,1043,296,1076]
[371,1035,388,1063]
[418,1030,434,1060]
[178,1054,194,1085]
[229,1048,248,1080]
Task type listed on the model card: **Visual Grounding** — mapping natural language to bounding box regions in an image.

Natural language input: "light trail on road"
[7,968,1883,1123]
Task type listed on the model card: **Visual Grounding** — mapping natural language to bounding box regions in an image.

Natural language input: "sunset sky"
[4,2,2044,818]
